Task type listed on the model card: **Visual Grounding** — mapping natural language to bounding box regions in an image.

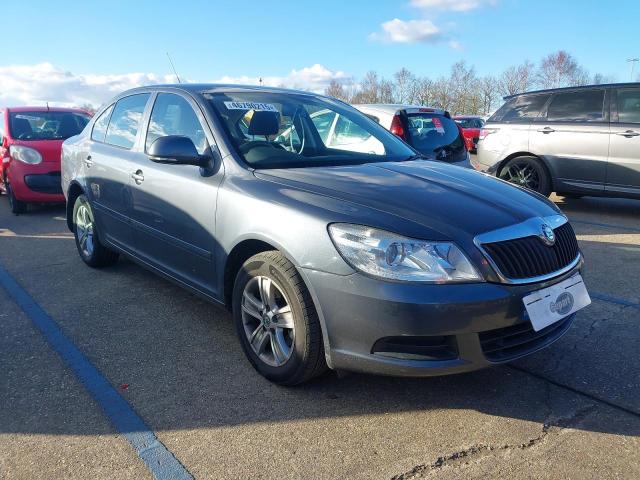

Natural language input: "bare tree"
[479,76,499,115]
[537,50,588,89]
[324,79,350,101]
[414,77,435,106]
[393,68,416,104]
[498,61,535,97]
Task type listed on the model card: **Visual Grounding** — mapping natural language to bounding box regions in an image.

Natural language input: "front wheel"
[6,180,27,214]
[72,194,119,268]
[499,156,551,196]
[232,251,327,385]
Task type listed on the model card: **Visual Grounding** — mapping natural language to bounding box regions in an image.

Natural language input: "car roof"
[3,106,88,113]
[122,83,320,97]
[454,115,483,119]
[355,104,445,115]
[505,82,640,99]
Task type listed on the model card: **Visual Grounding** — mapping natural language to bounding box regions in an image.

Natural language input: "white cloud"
[0,63,175,108]
[0,62,349,109]
[369,18,443,44]
[215,64,351,93]
[410,0,496,12]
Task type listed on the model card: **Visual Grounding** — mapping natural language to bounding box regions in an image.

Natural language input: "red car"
[1,107,91,213]
[454,115,485,153]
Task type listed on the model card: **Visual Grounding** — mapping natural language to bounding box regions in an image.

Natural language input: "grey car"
[475,83,640,199]
[62,84,590,385]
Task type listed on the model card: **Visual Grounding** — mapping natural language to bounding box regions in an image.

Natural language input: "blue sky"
[1,0,638,106]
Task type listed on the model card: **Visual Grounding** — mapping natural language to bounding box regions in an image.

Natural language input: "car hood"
[254,160,561,241]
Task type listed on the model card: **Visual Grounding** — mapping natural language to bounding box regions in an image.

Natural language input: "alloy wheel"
[75,204,95,258]
[241,276,295,367]
[500,161,541,191]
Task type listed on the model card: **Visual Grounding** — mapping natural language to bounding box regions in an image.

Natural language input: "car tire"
[499,156,551,197]
[6,179,28,215]
[232,250,327,385]
[72,194,119,268]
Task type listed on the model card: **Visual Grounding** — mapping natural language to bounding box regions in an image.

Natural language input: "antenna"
[627,58,639,81]
[166,52,182,84]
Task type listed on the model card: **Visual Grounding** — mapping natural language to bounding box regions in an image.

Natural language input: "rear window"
[455,118,483,128]
[489,94,550,123]
[404,113,463,153]
[9,111,91,141]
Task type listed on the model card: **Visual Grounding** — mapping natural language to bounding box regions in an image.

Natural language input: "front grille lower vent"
[482,222,579,280]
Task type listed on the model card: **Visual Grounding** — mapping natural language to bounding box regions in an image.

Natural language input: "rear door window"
[104,94,150,149]
[489,94,551,123]
[616,88,640,124]
[546,90,605,122]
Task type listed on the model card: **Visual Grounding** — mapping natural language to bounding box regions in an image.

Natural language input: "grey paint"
[62,84,582,376]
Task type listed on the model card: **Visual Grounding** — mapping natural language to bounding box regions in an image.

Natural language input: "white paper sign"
[223,101,278,112]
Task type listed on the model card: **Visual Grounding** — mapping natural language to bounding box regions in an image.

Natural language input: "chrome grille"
[482,222,580,280]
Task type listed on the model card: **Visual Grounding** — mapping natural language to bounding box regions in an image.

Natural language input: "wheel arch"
[66,182,85,232]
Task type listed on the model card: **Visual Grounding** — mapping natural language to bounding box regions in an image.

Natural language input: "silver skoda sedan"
[62,85,589,385]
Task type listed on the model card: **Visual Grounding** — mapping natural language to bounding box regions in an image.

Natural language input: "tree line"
[324,50,616,116]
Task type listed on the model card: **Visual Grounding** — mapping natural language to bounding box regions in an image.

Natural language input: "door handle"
[131,170,144,184]
[537,127,555,134]
[84,155,93,167]
[616,130,640,138]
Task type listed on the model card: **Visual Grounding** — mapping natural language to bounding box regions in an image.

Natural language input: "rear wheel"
[499,156,551,196]
[232,251,327,385]
[72,194,119,268]
[6,180,27,214]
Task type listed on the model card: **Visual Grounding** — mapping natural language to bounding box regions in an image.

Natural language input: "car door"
[607,87,640,195]
[530,88,609,193]
[129,92,223,296]
[86,94,151,253]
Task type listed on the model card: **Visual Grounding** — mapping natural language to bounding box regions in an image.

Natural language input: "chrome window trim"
[474,214,582,285]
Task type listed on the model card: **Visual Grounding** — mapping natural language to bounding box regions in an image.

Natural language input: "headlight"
[9,145,42,164]
[328,223,482,283]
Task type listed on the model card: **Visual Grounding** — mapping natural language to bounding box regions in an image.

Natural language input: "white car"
[354,104,472,168]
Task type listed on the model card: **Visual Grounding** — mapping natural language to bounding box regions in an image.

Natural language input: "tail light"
[456,124,467,151]
[479,128,498,141]
[390,114,406,140]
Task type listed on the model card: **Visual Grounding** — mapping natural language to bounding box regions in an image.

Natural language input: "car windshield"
[205,91,415,169]
[9,111,91,141]
[404,113,464,154]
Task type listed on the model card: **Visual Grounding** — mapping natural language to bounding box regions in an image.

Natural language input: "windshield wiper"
[402,153,429,162]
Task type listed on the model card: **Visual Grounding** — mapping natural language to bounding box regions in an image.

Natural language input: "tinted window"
[489,94,550,123]
[91,105,114,142]
[455,118,483,128]
[547,90,605,122]
[405,113,464,155]
[105,94,150,149]
[617,88,640,124]
[8,111,90,141]
[146,94,208,154]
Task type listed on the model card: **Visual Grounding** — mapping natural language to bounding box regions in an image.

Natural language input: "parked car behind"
[354,105,471,168]
[1,107,91,213]
[454,115,484,152]
[474,83,640,199]
[62,85,589,385]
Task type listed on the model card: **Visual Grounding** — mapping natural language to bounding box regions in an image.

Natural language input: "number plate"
[522,274,591,332]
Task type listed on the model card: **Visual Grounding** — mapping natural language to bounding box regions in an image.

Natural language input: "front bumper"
[301,265,581,377]
[7,161,65,202]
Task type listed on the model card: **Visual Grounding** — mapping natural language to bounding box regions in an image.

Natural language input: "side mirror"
[148,136,208,167]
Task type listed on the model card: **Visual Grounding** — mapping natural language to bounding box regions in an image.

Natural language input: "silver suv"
[474,83,640,199]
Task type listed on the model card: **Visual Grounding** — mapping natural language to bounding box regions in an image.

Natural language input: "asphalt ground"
[0,192,639,479]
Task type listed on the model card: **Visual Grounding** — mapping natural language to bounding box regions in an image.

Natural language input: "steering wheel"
[239,140,287,155]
